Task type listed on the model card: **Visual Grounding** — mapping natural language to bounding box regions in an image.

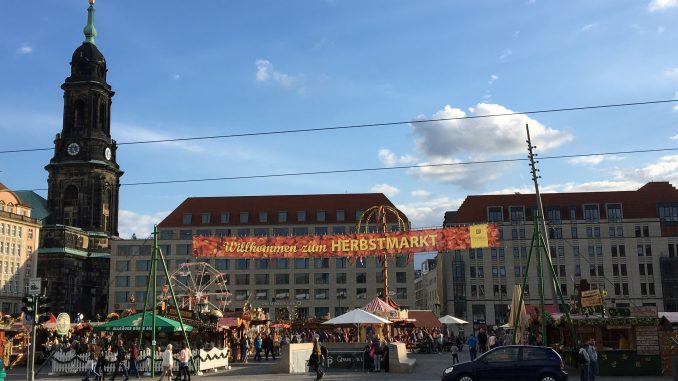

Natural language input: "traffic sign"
[28,278,41,295]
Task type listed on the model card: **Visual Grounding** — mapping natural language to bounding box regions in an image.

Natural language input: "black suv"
[441,345,568,381]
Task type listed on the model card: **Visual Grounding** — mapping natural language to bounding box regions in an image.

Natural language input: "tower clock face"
[104,147,112,160]
[67,142,80,156]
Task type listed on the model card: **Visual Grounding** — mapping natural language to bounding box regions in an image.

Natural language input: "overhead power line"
[1,98,677,155]
[22,146,678,191]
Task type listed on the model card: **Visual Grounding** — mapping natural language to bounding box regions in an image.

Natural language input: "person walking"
[128,343,140,379]
[157,344,174,381]
[175,343,191,381]
[110,341,129,381]
[262,334,273,360]
[373,338,383,372]
[467,334,478,361]
[307,338,326,381]
[587,338,598,381]
[240,334,250,363]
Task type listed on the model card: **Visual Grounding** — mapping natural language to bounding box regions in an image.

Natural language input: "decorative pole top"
[83,0,97,44]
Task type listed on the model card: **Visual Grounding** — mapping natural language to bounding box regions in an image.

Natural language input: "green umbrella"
[94,312,193,332]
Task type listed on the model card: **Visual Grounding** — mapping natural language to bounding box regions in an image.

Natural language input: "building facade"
[414,258,440,315]
[36,2,122,317]
[109,193,416,320]
[0,183,41,313]
[437,182,678,328]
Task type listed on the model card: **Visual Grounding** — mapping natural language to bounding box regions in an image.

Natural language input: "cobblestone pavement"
[6,349,670,381]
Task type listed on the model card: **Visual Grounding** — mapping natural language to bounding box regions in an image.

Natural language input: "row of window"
[184,209,367,225]
[0,242,23,256]
[0,223,28,239]
[117,271,408,287]
[114,287,408,304]
[469,261,656,280]
[466,242,657,261]
[115,256,410,271]
[487,203,625,224]
[159,224,398,240]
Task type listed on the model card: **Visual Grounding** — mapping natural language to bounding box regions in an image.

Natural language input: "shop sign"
[629,306,658,318]
[325,351,364,371]
[580,290,603,308]
[635,326,660,355]
[56,313,71,336]
[193,225,499,259]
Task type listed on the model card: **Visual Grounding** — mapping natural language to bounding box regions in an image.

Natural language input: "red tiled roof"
[450,182,678,223]
[408,310,441,328]
[158,193,407,227]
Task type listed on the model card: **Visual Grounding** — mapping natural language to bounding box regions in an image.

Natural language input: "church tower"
[45,0,123,236]
[38,0,121,317]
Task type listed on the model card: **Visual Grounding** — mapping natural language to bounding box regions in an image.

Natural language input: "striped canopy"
[362,297,397,313]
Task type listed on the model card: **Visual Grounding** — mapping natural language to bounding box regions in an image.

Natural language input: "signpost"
[580,289,603,308]
[28,278,41,295]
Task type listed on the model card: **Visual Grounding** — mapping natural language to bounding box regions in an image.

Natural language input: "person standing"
[262,334,273,360]
[578,341,590,381]
[240,334,250,363]
[110,340,129,381]
[373,338,383,372]
[467,334,478,361]
[157,344,174,381]
[450,344,459,364]
[307,338,325,381]
[128,343,140,379]
[488,332,497,350]
[587,339,598,381]
[175,343,191,381]
[477,328,488,354]
[253,334,263,361]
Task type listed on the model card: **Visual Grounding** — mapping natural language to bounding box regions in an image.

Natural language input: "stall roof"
[659,312,678,324]
[408,310,441,328]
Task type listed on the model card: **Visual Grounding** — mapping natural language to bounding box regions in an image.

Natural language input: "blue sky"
[2,0,678,252]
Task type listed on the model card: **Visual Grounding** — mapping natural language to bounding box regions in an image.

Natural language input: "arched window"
[73,100,85,129]
[63,185,79,226]
[0,201,4,211]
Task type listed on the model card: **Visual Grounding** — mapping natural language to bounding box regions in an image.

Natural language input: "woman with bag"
[307,338,325,381]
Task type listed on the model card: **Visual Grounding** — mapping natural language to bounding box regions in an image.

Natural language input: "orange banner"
[192,224,499,258]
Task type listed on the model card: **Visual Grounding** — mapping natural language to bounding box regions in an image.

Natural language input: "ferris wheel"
[168,261,231,312]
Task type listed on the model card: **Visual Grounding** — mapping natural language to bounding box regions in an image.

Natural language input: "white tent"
[322,308,392,325]
[439,315,469,325]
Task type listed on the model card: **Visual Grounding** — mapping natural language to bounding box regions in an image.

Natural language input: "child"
[450,344,459,364]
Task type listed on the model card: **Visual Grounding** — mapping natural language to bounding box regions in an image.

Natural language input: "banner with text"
[192,224,499,258]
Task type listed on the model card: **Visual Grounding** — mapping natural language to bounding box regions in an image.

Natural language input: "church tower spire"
[45,0,123,237]
[83,0,97,44]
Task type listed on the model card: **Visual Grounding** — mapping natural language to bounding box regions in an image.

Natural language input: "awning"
[94,312,193,332]
[525,304,559,315]
[218,317,239,328]
[408,310,441,328]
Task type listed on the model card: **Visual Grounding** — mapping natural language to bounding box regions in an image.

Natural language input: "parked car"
[441,345,568,381]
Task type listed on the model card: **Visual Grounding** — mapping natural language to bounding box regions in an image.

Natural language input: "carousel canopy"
[94,312,193,333]
[362,297,397,313]
[322,309,391,325]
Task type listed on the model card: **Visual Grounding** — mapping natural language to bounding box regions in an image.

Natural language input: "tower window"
[63,185,79,226]
[73,100,85,129]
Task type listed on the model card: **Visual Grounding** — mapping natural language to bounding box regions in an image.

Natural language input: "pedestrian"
[307,338,325,381]
[587,338,598,381]
[240,334,250,363]
[477,328,488,353]
[450,344,459,364]
[467,334,478,361]
[175,342,191,381]
[488,332,497,350]
[128,343,140,379]
[253,334,263,361]
[110,340,129,381]
[262,334,273,360]
[578,341,590,381]
[95,345,109,381]
[157,344,174,381]
[373,338,383,372]
[437,331,444,353]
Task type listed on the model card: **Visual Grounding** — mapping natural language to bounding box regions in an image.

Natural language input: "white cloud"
[369,183,400,197]
[581,23,598,32]
[118,210,170,239]
[612,155,678,183]
[658,26,666,34]
[172,74,181,80]
[568,154,623,166]
[17,43,33,54]
[500,49,512,61]
[488,75,499,85]
[255,59,302,89]
[396,196,465,228]
[411,103,573,159]
[649,0,678,12]
[411,190,431,197]
[407,157,511,189]
[558,181,641,193]
[377,148,417,167]
[664,68,678,79]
